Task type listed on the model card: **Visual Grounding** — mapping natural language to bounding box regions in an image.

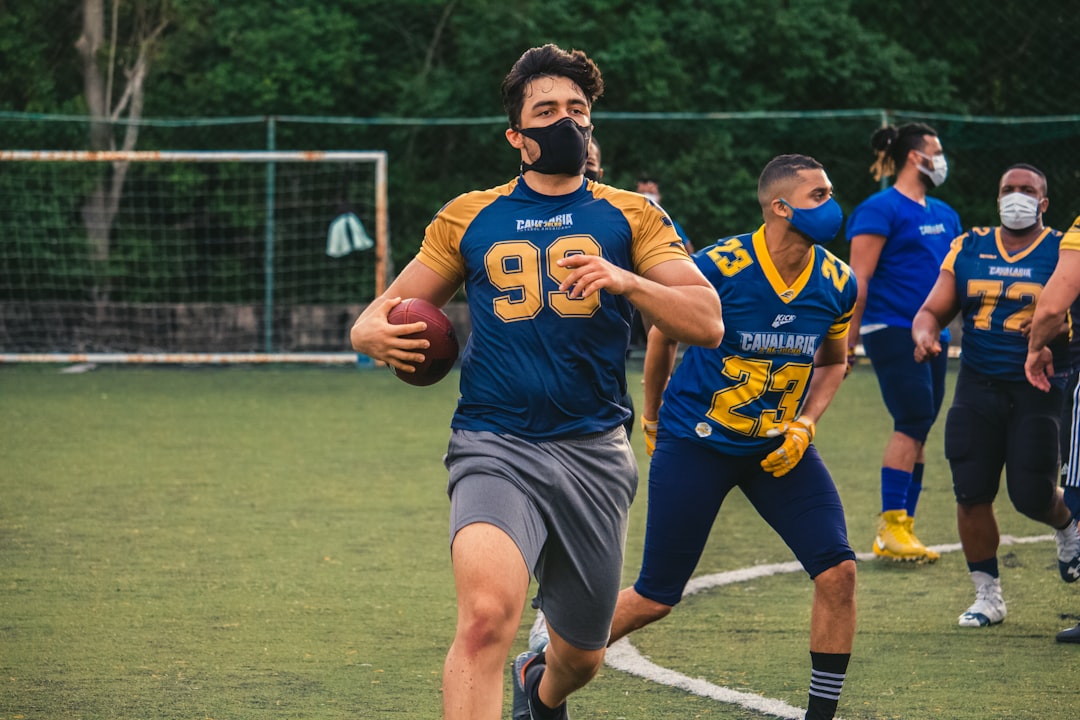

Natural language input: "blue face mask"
[780,197,844,244]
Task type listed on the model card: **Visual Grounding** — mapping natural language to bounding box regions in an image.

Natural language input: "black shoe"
[512,650,569,719]
[512,651,544,720]
[1056,622,1080,643]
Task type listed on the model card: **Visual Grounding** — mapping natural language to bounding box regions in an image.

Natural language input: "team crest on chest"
[738,331,819,355]
[516,213,574,232]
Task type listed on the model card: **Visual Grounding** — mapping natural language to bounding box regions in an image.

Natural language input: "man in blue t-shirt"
[846,122,962,564]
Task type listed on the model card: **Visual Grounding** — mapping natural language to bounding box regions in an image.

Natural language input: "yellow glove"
[760,416,816,477]
[641,416,658,456]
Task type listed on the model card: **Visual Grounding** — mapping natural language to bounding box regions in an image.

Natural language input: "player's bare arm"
[846,232,886,352]
[557,254,723,347]
[642,325,679,420]
[912,270,960,363]
[627,258,724,347]
[1025,249,1080,390]
[350,260,460,373]
[799,335,849,424]
[1029,249,1080,353]
[638,324,679,455]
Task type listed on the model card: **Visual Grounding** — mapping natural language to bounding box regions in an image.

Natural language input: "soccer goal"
[0,150,388,363]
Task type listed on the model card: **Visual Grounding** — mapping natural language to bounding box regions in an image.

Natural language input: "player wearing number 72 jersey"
[914,164,1079,632]
[613,154,858,720]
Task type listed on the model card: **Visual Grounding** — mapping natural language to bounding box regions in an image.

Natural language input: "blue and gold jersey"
[417,176,691,440]
[1064,214,1080,252]
[1064,216,1080,366]
[659,226,857,456]
[942,225,1066,379]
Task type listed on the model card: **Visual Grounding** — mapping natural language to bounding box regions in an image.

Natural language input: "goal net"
[0,150,388,363]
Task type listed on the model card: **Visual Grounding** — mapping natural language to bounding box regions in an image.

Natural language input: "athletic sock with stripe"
[806,651,849,720]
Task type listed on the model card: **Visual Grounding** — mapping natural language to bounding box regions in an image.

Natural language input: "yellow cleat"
[902,513,940,562]
[872,509,938,563]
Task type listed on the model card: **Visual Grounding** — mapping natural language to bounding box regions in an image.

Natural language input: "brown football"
[385,298,460,386]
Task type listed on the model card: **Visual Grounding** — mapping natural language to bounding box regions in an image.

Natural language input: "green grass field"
[2,362,1078,719]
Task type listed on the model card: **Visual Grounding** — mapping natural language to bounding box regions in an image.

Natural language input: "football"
[385,298,460,386]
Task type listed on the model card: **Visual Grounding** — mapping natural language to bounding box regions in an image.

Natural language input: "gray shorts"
[445,427,637,650]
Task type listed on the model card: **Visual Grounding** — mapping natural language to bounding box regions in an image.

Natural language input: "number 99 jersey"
[659,226,857,456]
[416,176,691,440]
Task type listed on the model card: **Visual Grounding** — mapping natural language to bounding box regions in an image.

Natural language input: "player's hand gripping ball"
[386,298,459,386]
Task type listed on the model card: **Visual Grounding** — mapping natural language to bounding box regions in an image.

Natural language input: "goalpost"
[0,150,388,364]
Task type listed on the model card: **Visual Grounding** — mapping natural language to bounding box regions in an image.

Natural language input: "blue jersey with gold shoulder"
[942,225,1066,379]
[659,226,857,456]
[417,176,691,440]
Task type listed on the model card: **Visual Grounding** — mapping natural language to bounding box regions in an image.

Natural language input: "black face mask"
[583,169,600,182]
[518,117,591,176]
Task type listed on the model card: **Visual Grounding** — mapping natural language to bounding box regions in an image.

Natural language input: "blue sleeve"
[692,246,725,288]
[846,198,891,241]
[672,219,692,246]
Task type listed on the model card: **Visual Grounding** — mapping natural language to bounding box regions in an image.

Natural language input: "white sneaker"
[1055,519,1080,583]
[528,609,550,653]
[958,573,1006,627]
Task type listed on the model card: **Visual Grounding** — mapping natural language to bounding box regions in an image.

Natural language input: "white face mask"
[915,152,949,187]
[998,191,1041,230]
[641,192,660,204]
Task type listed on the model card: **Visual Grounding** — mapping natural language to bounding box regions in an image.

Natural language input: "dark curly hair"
[501,44,604,129]
[868,122,938,181]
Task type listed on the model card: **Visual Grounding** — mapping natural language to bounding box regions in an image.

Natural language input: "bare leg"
[806,561,856,720]
[809,561,856,653]
[1034,486,1072,528]
[608,586,673,646]
[535,628,606,709]
[957,503,998,563]
[443,523,529,720]
[882,431,922,474]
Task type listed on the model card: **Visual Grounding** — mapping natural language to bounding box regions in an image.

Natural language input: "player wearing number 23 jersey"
[613,156,858,720]
[659,226,858,453]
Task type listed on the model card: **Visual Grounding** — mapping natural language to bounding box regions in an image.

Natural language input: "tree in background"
[76,0,170,263]
[0,0,1077,276]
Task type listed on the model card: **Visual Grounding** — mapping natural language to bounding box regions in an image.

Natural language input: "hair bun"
[870,126,898,152]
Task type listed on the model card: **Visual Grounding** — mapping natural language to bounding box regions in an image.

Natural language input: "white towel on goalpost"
[326,212,374,257]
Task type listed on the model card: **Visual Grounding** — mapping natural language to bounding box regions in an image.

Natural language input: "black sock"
[967,556,999,578]
[806,651,849,720]
[527,661,567,720]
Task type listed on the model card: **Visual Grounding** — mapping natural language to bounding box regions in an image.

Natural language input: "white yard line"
[604,534,1053,719]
